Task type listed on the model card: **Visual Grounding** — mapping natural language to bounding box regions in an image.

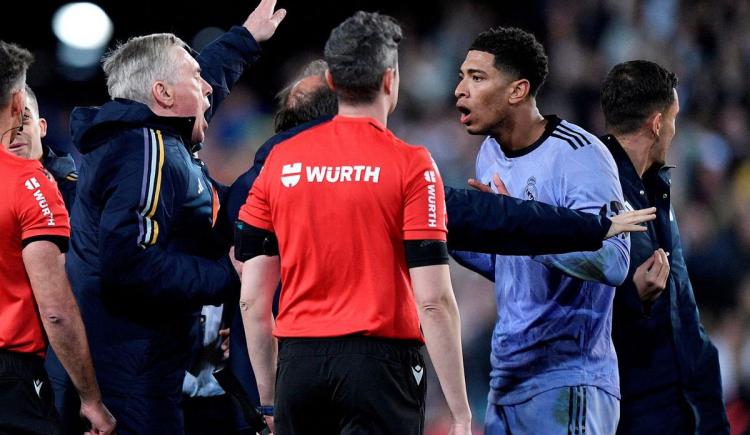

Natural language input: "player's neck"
[493,105,546,153]
[337,99,389,128]
[614,132,654,178]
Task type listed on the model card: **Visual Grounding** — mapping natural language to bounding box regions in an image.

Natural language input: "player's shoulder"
[547,117,601,152]
[548,118,613,161]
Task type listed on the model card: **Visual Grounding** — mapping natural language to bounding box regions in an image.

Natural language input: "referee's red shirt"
[239,116,448,341]
[0,148,70,356]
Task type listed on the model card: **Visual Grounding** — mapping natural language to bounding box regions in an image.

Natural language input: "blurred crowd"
[26,0,750,432]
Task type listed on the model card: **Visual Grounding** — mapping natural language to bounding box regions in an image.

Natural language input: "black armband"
[22,235,69,253]
[404,240,449,268]
[234,221,279,261]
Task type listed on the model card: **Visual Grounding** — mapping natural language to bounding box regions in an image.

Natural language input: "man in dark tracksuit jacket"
[64,4,286,433]
[601,61,729,434]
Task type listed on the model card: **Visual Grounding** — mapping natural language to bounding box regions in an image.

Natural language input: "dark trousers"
[0,350,62,435]
[275,336,427,435]
[617,385,695,435]
[183,394,237,435]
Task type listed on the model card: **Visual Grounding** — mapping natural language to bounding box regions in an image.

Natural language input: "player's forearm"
[239,255,280,406]
[243,313,277,406]
[532,239,630,286]
[411,265,471,424]
[418,296,471,423]
[42,301,102,405]
[23,243,102,405]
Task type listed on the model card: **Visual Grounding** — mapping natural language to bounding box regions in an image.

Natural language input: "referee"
[0,41,115,435]
[235,12,472,435]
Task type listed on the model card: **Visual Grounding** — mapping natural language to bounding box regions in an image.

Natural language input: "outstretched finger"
[492,174,509,195]
[468,178,493,193]
[270,8,287,27]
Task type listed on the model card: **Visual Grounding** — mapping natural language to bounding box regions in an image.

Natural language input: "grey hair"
[324,11,402,104]
[102,33,188,104]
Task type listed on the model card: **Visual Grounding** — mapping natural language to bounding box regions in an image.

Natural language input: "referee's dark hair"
[0,41,33,107]
[601,60,678,135]
[324,11,402,105]
[469,27,549,97]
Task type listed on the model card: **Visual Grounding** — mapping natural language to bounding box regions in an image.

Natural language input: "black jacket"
[604,135,729,434]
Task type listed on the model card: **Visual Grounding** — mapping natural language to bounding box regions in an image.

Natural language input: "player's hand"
[243,0,287,43]
[633,248,670,302]
[448,421,472,435]
[605,207,656,238]
[80,399,116,435]
[468,173,508,195]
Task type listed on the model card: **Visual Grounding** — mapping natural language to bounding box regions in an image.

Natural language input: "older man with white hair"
[63,1,285,433]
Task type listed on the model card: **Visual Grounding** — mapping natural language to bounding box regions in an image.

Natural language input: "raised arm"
[198,0,286,122]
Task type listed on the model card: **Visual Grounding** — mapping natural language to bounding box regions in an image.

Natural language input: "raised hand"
[605,207,656,238]
[243,0,287,43]
[468,173,508,195]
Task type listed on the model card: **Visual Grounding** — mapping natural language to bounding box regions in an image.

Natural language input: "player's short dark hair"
[0,41,34,107]
[469,27,548,97]
[324,11,402,104]
[601,60,678,135]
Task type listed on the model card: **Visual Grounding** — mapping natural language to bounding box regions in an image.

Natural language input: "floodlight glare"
[52,2,113,50]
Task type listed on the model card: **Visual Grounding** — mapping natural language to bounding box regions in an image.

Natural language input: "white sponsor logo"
[281,163,302,187]
[197,179,204,195]
[33,379,43,397]
[424,170,436,183]
[412,365,423,385]
[281,163,381,187]
[32,189,55,226]
[427,184,437,228]
[306,165,380,183]
[24,177,40,190]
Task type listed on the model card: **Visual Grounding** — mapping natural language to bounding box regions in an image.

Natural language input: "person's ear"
[10,89,25,120]
[151,81,174,109]
[38,117,47,139]
[382,68,395,95]
[325,70,336,92]
[508,79,531,105]
[648,111,663,140]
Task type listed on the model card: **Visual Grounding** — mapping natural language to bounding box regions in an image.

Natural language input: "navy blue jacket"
[604,135,729,435]
[66,26,258,400]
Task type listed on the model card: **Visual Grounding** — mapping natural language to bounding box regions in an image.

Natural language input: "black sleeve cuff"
[404,240,449,268]
[22,235,69,253]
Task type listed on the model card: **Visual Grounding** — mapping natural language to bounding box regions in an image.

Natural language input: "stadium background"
[4,0,749,432]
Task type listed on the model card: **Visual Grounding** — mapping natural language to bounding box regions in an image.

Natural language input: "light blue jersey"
[456,116,629,406]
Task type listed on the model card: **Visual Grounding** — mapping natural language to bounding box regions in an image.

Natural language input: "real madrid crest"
[524,176,537,201]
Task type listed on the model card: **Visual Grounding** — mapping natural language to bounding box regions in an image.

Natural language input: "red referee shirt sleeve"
[238,163,274,232]
[403,148,447,241]
[14,166,70,241]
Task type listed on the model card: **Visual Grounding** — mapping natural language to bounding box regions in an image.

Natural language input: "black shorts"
[0,349,62,435]
[275,335,426,435]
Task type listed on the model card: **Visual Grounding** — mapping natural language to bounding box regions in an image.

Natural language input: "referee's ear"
[325,70,336,92]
